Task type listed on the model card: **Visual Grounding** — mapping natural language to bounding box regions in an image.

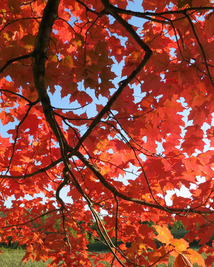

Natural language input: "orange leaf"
[0,110,14,126]
[153,225,173,244]
[148,245,170,263]
[170,238,189,252]
[185,249,206,267]
[174,253,193,267]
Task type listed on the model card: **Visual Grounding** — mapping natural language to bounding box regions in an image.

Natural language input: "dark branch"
[75,0,152,150]
[74,150,214,215]
[0,52,34,73]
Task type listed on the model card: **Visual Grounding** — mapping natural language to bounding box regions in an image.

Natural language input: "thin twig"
[0,52,35,73]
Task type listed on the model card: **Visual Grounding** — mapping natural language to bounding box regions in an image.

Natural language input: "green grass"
[0,247,213,267]
[0,248,50,267]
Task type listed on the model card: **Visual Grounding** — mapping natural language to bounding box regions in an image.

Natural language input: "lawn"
[0,247,212,267]
[0,248,172,267]
[0,248,50,267]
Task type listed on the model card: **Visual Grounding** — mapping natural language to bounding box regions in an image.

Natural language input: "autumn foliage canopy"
[0,0,214,266]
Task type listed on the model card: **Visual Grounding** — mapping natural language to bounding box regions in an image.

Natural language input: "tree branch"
[75,0,152,150]
[0,52,35,73]
[74,150,214,215]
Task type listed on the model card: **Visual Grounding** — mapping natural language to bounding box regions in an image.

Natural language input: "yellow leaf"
[50,55,58,63]
[3,32,12,41]
[61,55,74,68]
[32,140,38,146]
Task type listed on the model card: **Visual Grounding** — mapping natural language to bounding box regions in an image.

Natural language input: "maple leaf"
[8,0,22,14]
[181,125,205,155]
[148,245,170,264]
[0,0,214,266]
[184,249,206,267]
[174,253,193,267]
[170,238,189,252]
[153,225,174,245]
